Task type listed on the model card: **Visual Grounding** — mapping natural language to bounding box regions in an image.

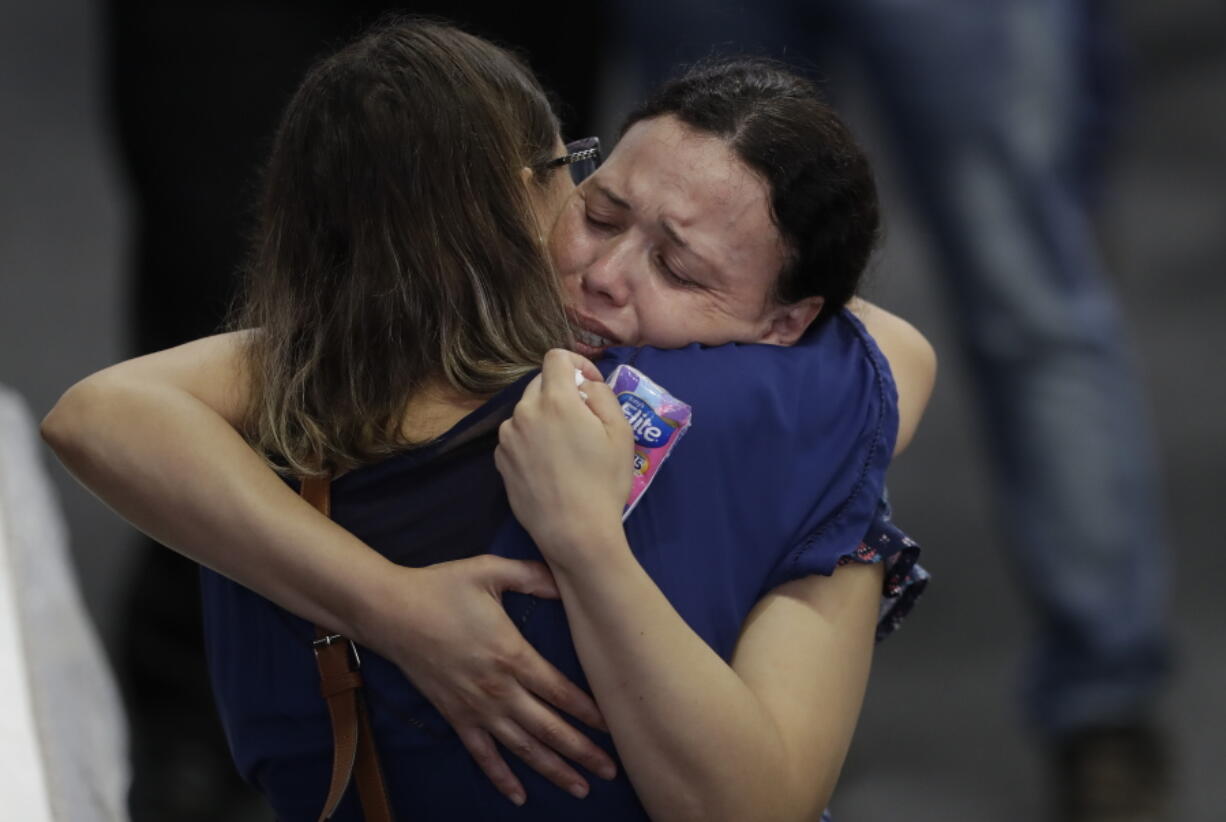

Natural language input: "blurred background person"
[610,1,1172,820]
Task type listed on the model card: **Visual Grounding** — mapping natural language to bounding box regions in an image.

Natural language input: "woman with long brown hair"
[45,17,933,820]
[51,16,622,808]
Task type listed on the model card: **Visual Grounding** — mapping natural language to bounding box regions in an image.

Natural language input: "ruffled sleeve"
[841,494,929,642]
[755,310,899,595]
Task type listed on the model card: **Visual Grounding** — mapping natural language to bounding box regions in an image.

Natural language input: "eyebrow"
[660,219,689,250]
[593,182,720,280]
[593,183,688,246]
[592,182,631,211]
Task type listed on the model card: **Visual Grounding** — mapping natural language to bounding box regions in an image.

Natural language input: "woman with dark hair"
[44,19,933,821]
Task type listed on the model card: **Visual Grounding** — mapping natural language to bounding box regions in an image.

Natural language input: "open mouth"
[568,312,620,356]
[574,327,617,348]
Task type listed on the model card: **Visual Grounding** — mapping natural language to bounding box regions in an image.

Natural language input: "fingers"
[545,348,602,382]
[541,349,624,435]
[495,418,525,469]
[512,695,617,782]
[456,725,526,807]
[482,556,560,599]
[520,372,543,405]
[490,718,592,800]
[541,349,599,404]
[523,349,615,421]
[575,381,629,436]
[517,652,611,737]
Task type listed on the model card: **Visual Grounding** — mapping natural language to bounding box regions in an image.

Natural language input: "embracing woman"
[44,17,933,821]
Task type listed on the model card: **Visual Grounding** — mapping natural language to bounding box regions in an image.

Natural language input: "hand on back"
[360,555,618,804]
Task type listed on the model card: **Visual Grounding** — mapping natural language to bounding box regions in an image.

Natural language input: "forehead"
[599,116,783,274]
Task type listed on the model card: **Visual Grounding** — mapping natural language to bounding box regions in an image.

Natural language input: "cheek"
[548,176,576,222]
[548,207,585,277]
[633,293,699,347]
[644,293,763,348]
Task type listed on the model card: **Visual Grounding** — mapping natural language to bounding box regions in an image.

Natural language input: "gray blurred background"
[1,1,1222,820]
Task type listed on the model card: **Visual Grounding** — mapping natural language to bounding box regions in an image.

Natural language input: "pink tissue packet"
[605,364,693,520]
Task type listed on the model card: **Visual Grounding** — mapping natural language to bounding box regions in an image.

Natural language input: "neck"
[398,378,489,443]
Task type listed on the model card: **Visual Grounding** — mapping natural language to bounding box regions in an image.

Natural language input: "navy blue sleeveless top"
[201,310,908,820]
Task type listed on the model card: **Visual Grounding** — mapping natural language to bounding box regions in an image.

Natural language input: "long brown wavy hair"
[231,18,572,476]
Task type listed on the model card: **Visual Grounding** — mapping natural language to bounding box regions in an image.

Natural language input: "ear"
[758,296,824,346]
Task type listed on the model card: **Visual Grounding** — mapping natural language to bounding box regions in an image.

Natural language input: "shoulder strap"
[300,476,395,822]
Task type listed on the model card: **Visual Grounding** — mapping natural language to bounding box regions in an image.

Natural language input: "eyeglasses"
[541,136,601,184]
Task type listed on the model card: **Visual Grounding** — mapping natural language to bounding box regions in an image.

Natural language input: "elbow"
[913,330,938,409]
[918,326,938,388]
[891,323,937,456]
[42,382,87,455]
[41,377,110,467]
[897,316,938,401]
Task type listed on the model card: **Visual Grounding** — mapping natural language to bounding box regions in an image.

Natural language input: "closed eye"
[656,253,699,288]
[584,211,618,233]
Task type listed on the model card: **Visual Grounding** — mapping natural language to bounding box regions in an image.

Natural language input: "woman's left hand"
[495,349,633,564]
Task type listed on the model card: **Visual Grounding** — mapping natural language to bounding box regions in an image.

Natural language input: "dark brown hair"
[233,17,571,475]
[623,58,879,322]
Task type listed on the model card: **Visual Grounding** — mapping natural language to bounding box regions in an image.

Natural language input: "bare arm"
[496,350,882,820]
[40,333,617,803]
[42,332,383,631]
[546,531,878,821]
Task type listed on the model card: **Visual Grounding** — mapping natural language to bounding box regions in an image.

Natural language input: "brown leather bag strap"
[300,475,395,822]
[353,695,394,820]
[312,628,363,820]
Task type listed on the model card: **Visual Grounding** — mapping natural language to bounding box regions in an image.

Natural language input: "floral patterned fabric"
[839,495,929,642]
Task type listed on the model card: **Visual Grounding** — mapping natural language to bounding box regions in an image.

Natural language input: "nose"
[581,237,638,308]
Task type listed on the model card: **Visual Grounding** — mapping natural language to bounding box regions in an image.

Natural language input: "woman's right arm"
[495,351,886,820]
[41,332,616,804]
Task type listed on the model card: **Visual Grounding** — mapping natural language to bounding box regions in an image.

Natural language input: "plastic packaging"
[604,365,692,519]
